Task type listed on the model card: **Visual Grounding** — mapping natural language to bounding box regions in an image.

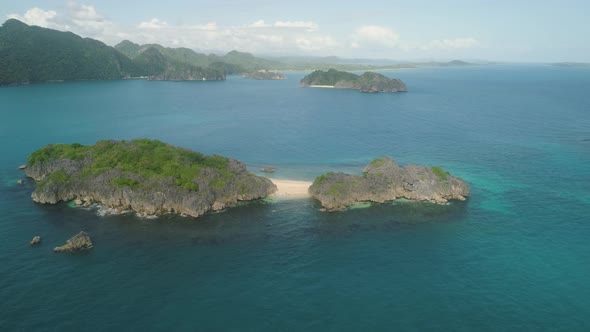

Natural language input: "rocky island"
[300,69,408,93]
[309,157,469,211]
[54,231,93,253]
[25,139,276,217]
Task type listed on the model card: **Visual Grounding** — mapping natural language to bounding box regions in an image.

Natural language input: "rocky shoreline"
[308,157,470,211]
[22,141,469,217]
[24,140,277,218]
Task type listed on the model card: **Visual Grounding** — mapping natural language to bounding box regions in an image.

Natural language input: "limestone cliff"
[309,157,469,211]
[25,139,276,217]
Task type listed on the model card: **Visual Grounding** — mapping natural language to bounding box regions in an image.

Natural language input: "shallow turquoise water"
[1,65,590,331]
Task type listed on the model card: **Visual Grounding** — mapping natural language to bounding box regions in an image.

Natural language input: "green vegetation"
[326,183,348,197]
[28,143,89,166]
[115,42,282,75]
[369,158,386,168]
[300,69,407,92]
[300,68,359,86]
[111,178,142,190]
[313,172,335,186]
[0,19,137,85]
[0,19,476,85]
[0,20,222,84]
[30,139,234,192]
[431,166,450,181]
[38,170,70,189]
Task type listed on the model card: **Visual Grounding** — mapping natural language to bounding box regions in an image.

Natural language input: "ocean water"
[1,65,590,331]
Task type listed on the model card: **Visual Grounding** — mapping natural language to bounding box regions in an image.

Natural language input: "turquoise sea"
[1,65,590,331]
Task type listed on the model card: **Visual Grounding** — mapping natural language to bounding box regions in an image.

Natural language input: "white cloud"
[68,2,101,21]
[5,4,483,58]
[138,18,168,29]
[249,20,270,28]
[275,20,318,31]
[422,37,480,50]
[190,22,217,31]
[352,25,400,48]
[248,20,318,31]
[7,7,59,29]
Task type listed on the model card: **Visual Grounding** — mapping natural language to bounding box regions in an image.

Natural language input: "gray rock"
[30,236,41,245]
[309,157,470,211]
[53,231,93,252]
[17,179,24,185]
[18,164,27,170]
[25,142,277,218]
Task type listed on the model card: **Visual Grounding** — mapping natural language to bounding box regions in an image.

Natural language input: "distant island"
[0,19,481,86]
[0,19,278,85]
[24,139,276,217]
[551,62,590,68]
[309,157,469,211]
[243,70,286,80]
[300,69,408,93]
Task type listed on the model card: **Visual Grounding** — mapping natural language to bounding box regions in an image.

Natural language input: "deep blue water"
[1,65,590,331]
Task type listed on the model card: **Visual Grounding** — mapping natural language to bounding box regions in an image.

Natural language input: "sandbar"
[269,179,312,198]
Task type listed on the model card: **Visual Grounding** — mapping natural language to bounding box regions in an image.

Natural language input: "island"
[308,157,469,211]
[243,70,286,80]
[300,69,408,93]
[551,62,590,68]
[24,139,277,217]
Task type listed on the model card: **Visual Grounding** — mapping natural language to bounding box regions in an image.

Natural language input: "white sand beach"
[269,179,313,198]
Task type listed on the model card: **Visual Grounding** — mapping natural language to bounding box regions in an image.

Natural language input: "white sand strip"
[269,179,313,198]
[309,85,335,88]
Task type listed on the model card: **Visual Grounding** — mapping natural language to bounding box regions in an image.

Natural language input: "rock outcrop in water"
[309,157,469,211]
[53,231,93,252]
[25,139,277,217]
[300,69,408,93]
[30,236,41,245]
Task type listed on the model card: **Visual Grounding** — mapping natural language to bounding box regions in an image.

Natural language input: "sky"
[1,0,589,62]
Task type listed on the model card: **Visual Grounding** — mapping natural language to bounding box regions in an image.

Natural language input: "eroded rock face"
[53,231,93,252]
[25,141,277,218]
[309,157,470,211]
[30,236,41,245]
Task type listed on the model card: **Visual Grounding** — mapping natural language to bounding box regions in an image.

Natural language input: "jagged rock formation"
[300,69,408,93]
[53,231,93,252]
[30,236,41,245]
[25,139,277,217]
[309,157,469,211]
[243,70,286,80]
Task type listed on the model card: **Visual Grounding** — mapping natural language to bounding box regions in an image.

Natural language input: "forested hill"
[0,19,279,85]
[114,41,283,74]
[0,19,139,84]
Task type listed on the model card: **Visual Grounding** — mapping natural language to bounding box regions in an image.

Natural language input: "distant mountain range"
[552,62,590,68]
[0,18,481,86]
[0,19,281,85]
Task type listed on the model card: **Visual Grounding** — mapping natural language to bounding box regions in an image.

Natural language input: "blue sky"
[2,0,589,62]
